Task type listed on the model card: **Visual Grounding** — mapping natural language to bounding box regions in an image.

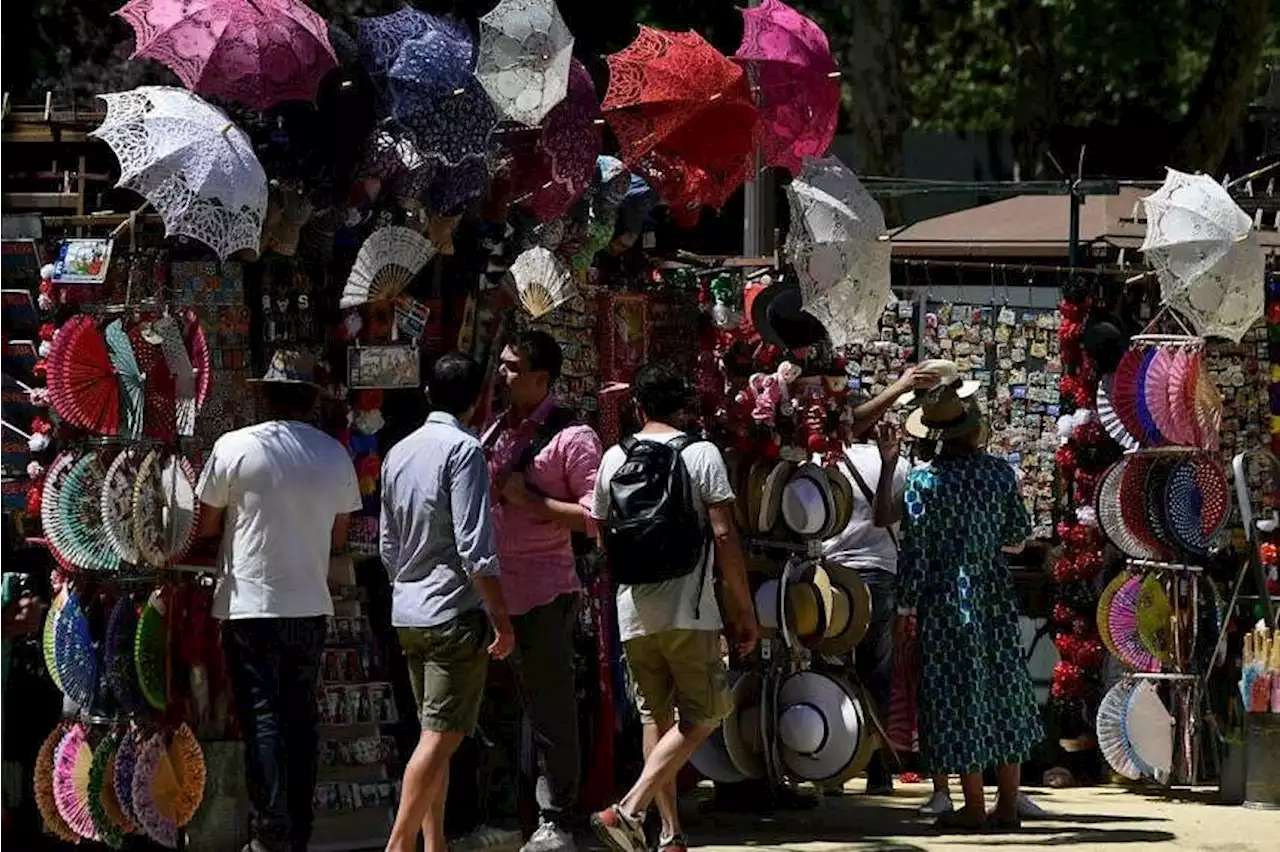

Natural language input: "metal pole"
[742,0,774,257]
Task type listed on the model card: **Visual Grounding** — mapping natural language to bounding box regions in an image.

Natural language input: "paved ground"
[656,780,1277,852]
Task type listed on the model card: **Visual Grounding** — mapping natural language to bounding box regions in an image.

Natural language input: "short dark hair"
[512,330,563,383]
[633,362,692,423]
[428,352,484,415]
[260,382,320,421]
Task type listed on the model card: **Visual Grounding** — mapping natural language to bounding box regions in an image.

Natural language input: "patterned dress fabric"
[899,452,1043,774]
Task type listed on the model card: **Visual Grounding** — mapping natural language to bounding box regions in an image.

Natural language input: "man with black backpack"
[589,363,758,852]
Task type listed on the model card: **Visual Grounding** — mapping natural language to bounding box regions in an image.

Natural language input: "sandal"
[934,810,987,832]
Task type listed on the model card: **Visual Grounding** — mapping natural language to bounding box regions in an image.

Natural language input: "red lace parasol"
[603,26,759,226]
[47,316,121,436]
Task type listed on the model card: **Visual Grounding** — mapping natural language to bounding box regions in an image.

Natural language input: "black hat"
[751,280,827,350]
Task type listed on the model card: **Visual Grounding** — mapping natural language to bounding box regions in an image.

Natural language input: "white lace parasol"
[475,0,574,126]
[784,156,891,343]
[1139,168,1253,300]
[1165,232,1265,343]
[91,86,268,261]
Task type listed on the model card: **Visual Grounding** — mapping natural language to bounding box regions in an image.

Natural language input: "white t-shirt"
[196,420,362,620]
[821,443,910,575]
[592,432,733,642]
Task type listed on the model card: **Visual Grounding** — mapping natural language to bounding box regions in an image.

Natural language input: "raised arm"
[849,364,939,439]
[871,422,904,528]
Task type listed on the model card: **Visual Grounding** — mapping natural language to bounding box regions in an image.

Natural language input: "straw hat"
[904,386,983,441]
[816,563,873,656]
[823,464,855,537]
[895,359,981,408]
[753,558,834,650]
[780,462,834,538]
[775,671,873,784]
[745,459,772,535]
[722,672,767,779]
[758,460,794,534]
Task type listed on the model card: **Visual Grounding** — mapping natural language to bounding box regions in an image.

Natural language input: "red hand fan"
[1110,348,1148,448]
[183,310,211,411]
[128,325,177,442]
[47,316,121,436]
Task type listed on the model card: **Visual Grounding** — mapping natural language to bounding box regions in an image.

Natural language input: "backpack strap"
[841,456,899,550]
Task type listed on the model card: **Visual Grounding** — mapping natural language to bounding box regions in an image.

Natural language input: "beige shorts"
[624,629,732,727]
[398,609,491,735]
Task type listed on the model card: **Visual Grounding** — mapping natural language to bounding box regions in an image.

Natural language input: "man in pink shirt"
[482,331,603,852]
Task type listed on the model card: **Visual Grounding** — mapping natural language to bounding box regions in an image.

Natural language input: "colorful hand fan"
[47,316,121,436]
[1110,348,1148,447]
[1163,453,1230,555]
[132,452,200,568]
[54,722,100,841]
[1143,348,1178,442]
[1097,680,1143,780]
[1125,680,1174,780]
[55,590,100,709]
[1096,572,1130,660]
[1183,350,1205,447]
[1163,349,1198,445]
[183,310,211,411]
[135,590,168,711]
[1097,375,1140,451]
[1192,359,1223,452]
[101,449,142,565]
[1108,576,1162,672]
[43,589,67,692]
[89,729,131,847]
[131,732,176,848]
[1142,457,1180,553]
[104,319,145,440]
[1113,456,1166,560]
[40,451,83,572]
[58,451,122,573]
[1134,348,1164,446]
[153,315,197,438]
[35,723,81,844]
[104,595,147,714]
[158,724,206,827]
[128,324,177,442]
[340,226,436,309]
[1136,575,1175,665]
[113,727,140,827]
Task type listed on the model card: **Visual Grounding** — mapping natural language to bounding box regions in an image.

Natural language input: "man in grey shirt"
[381,352,515,852]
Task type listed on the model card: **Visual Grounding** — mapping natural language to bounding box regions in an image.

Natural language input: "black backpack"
[604,435,709,594]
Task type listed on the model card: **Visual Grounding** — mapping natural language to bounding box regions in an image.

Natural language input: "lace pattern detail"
[1140,168,1254,299]
[1166,233,1265,344]
[92,87,267,261]
[476,0,575,127]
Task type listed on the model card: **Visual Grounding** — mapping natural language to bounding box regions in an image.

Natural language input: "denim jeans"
[854,569,896,786]
[222,616,328,852]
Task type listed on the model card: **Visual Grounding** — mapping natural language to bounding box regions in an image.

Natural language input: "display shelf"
[1125,558,1205,574]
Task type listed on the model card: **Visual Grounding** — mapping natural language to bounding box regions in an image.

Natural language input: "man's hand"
[500,472,530,508]
[899,363,940,391]
[2,596,45,641]
[729,614,760,657]
[876,421,901,464]
[487,616,515,660]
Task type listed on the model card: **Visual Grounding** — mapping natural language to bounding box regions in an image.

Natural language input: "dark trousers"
[854,569,896,787]
[222,616,328,852]
[510,593,580,827]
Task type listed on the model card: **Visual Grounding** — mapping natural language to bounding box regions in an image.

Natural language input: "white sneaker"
[1016,792,1049,820]
[521,820,576,852]
[918,791,955,816]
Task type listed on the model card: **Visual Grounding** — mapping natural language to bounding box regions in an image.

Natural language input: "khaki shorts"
[624,629,732,727]
[398,609,491,735]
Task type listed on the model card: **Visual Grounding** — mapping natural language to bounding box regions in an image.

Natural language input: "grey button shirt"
[380,412,499,628]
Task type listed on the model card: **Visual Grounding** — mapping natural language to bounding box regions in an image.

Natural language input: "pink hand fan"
[1108,576,1162,672]
[1096,572,1131,660]
[1134,349,1165,446]
[132,731,176,847]
[1192,360,1223,453]
[34,722,80,844]
[1161,349,1192,445]
[53,722,100,841]
[1110,348,1148,446]
[1144,348,1178,443]
[183,310,211,411]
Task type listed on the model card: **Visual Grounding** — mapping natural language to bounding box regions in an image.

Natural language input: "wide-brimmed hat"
[745,459,773,535]
[817,563,873,656]
[780,462,835,538]
[753,558,833,649]
[776,671,875,784]
[249,349,325,391]
[750,279,827,350]
[722,672,766,779]
[904,386,983,441]
[823,463,855,537]
[895,359,981,408]
[690,672,750,784]
[758,460,794,534]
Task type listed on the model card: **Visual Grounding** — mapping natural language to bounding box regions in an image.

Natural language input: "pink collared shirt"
[483,398,603,616]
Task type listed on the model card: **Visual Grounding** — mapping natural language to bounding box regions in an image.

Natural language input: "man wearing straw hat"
[195,350,363,852]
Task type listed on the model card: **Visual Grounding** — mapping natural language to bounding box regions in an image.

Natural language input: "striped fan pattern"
[47,316,122,436]
[35,722,80,843]
[55,591,99,710]
[54,723,100,841]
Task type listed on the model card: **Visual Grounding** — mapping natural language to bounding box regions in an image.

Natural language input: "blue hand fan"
[54,591,99,710]
[104,595,147,714]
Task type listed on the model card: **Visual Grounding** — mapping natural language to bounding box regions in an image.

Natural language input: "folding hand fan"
[41,451,83,572]
[104,319,145,440]
[183,310,211,411]
[1163,349,1197,446]
[43,589,66,692]
[131,731,177,848]
[1164,453,1230,555]
[55,590,100,709]
[128,325,177,442]
[1097,680,1143,780]
[54,722,100,840]
[35,723,81,844]
[1108,576,1162,672]
[341,226,436,308]
[113,727,140,828]
[1134,348,1165,446]
[47,315,121,436]
[1096,460,1146,558]
[153,315,197,438]
[133,450,166,569]
[1097,375,1140,451]
[101,448,142,565]
[1116,456,1167,560]
[1096,572,1130,660]
[135,590,168,711]
[1110,348,1148,446]
[1136,575,1175,665]
[1142,457,1181,554]
[58,450,122,574]
[104,594,147,714]
[1192,359,1223,452]
[1144,348,1178,443]
[89,729,132,846]
[1125,680,1174,781]
[1183,350,1205,447]
[157,724,206,827]
[510,246,576,319]
[133,451,200,567]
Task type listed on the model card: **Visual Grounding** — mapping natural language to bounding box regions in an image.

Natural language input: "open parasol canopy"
[1140,168,1253,297]
[602,26,759,226]
[92,86,268,261]
[357,6,442,78]
[476,0,574,127]
[733,0,840,174]
[1165,232,1265,343]
[785,156,891,345]
[117,0,338,112]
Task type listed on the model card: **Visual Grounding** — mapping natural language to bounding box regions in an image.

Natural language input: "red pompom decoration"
[1058,299,1087,323]
[1058,374,1082,404]
[1055,445,1078,477]
[1052,602,1075,625]
[30,417,52,435]
[1261,542,1277,566]
[1075,550,1104,580]
[1073,420,1105,448]
[806,433,829,454]
[1070,615,1090,637]
[32,358,47,380]
[1059,318,1083,346]
[26,481,43,517]
[1077,638,1106,669]
[1050,661,1087,698]
[1051,557,1078,584]
[38,323,56,342]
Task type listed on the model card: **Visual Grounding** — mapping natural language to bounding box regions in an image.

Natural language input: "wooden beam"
[2,192,81,210]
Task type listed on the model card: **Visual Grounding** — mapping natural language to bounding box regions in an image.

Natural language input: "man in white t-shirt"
[589,363,758,852]
[195,351,362,852]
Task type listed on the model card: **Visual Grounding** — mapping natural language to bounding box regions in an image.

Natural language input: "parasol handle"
[0,419,33,440]
[109,200,151,240]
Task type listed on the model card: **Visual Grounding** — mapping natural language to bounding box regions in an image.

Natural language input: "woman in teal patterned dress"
[895,388,1042,830]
